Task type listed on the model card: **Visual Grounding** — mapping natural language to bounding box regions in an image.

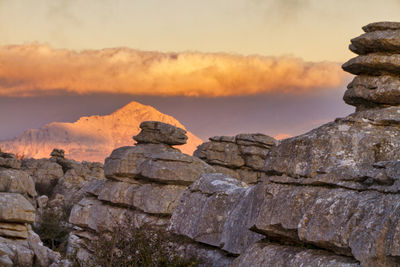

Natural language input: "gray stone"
[134,152,215,185]
[342,53,400,75]
[50,148,65,158]
[104,144,177,179]
[350,29,400,55]
[363,21,400,32]
[344,75,400,108]
[235,133,276,147]
[0,193,35,223]
[133,121,188,145]
[69,197,169,233]
[0,152,20,169]
[252,182,400,266]
[22,158,64,195]
[0,222,29,238]
[169,173,264,255]
[263,110,400,191]
[194,141,245,168]
[0,169,37,197]
[87,180,186,215]
[233,243,360,267]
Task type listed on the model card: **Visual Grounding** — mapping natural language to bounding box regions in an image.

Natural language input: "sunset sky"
[1,0,399,141]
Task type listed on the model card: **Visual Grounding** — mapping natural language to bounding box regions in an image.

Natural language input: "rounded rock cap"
[133,121,188,146]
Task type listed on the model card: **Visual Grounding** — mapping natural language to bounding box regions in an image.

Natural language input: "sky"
[0,0,399,141]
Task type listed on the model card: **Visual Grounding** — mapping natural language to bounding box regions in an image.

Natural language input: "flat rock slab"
[263,109,400,190]
[69,197,169,233]
[344,75,400,107]
[0,193,35,223]
[169,173,264,255]
[232,242,360,267]
[87,180,186,215]
[342,53,400,75]
[350,30,400,55]
[363,21,400,33]
[0,222,29,239]
[133,121,188,145]
[253,182,400,266]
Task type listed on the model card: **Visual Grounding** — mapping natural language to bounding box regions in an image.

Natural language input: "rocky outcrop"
[0,152,61,266]
[67,121,227,265]
[194,133,276,184]
[167,21,400,266]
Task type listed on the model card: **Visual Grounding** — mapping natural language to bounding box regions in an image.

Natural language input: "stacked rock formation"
[168,22,400,267]
[0,151,60,266]
[67,121,234,265]
[343,21,400,110]
[194,133,276,184]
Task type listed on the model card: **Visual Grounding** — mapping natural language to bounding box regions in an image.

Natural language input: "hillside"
[0,101,202,162]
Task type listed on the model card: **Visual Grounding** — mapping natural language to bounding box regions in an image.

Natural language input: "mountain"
[0,101,203,162]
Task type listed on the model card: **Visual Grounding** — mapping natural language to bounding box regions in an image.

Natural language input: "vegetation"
[88,220,201,267]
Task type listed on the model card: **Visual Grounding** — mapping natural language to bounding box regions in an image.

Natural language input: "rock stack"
[168,22,400,267]
[0,152,60,266]
[194,133,276,184]
[343,22,400,110]
[67,121,228,265]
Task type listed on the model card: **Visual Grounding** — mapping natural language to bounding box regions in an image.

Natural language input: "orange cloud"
[0,43,350,97]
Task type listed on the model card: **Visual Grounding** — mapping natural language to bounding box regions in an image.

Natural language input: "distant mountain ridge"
[0,101,202,162]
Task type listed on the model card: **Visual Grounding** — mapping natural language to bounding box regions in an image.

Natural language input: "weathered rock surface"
[133,121,188,145]
[0,169,36,198]
[0,151,21,169]
[344,75,400,108]
[350,29,400,55]
[362,21,400,33]
[233,243,360,267]
[342,53,400,76]
[67,122,222,265]
[0,193,35,223]
[194,133,276,184]
[105,144,214,185]
[169,173,264,255]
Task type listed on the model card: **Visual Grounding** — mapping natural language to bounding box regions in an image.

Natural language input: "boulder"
[169,173,264,255]
[194,133,276,184]
[0,152,20,169]
[0,169,37,197]
[0,193,35,223]
[50,148,65,158]
[133,121,188,145]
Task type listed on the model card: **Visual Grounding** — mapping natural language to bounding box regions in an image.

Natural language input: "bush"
[33,206,72,253]
[91,221,201,267]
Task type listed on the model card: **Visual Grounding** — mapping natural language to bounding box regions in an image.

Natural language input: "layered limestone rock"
[169,22,400,266]
[169,173,264,255]
[67,121,228,265]
[0,152,61,266]
[194,133,276,184]
[343,22,400,109]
